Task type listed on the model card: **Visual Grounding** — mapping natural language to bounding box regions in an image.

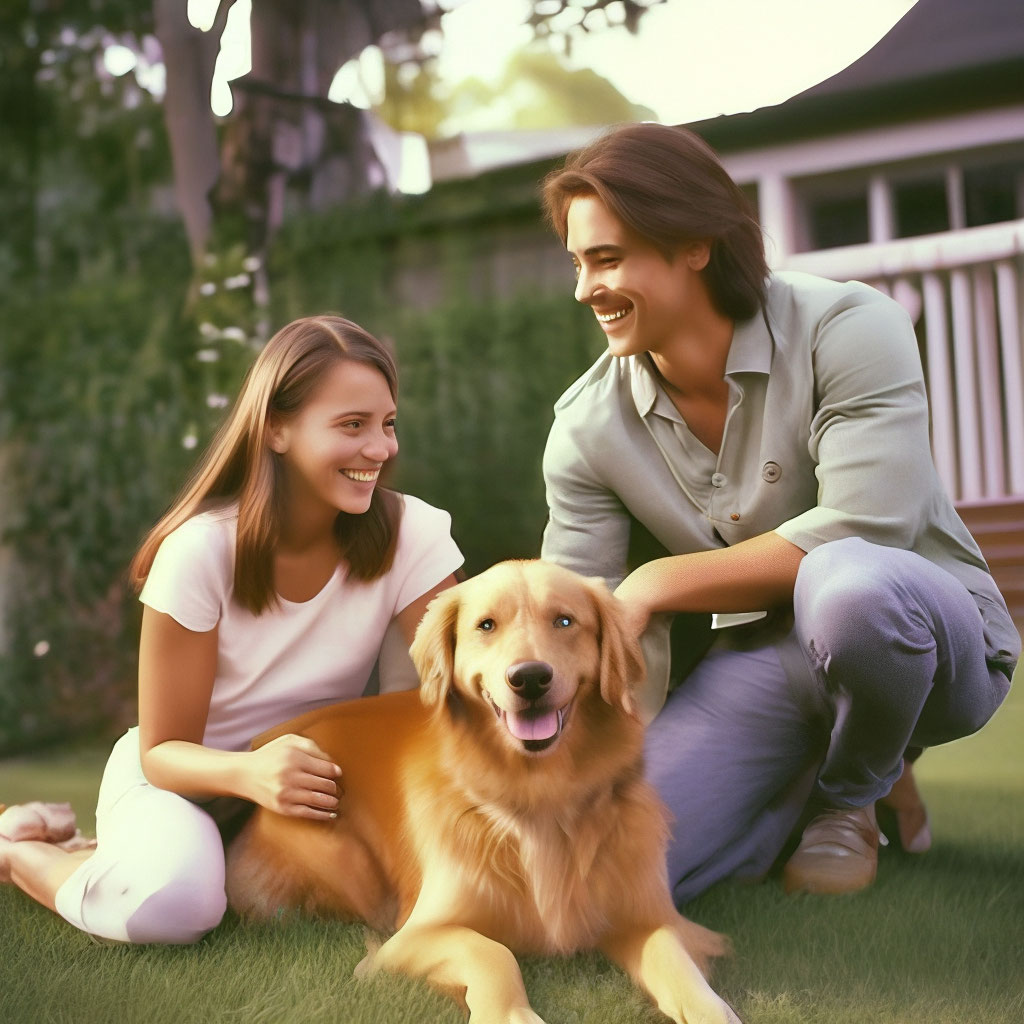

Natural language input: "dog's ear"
[409,585,461,708]
[589,579,646,719]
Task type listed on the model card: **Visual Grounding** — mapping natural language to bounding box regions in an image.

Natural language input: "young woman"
[0,314,463,942]
[539,123,1018,901]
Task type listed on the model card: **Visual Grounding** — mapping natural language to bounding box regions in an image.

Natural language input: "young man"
[539,122,1018,901]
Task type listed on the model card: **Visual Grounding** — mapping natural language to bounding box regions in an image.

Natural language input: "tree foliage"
[156,0,435,273]
[0,0,661,752]
[0,0,158,286]
[0,176,602,753]
[436,48,655,135]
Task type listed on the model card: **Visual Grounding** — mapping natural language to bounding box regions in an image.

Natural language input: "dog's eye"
[553,615,573,629]
[477,618,496,632]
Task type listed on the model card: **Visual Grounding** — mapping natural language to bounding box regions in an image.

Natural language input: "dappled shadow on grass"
[2,733,1022,1023]
[5,868,1021,1024]
[517,949,685,1024]
[686,825,1024,1024]
[0,896,677,1024]
[0,898,461,1024]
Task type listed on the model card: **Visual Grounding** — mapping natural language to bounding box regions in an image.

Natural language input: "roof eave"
[688,58,1024,152]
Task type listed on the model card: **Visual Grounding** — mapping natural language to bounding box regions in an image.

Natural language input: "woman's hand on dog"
[242,734,342,819]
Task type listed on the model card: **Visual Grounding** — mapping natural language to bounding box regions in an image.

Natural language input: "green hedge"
[269,210,600,572]
[1,275,186,751]
[0,195,600,754]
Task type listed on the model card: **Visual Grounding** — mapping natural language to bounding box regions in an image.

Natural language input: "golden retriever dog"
[226,560,740,1024]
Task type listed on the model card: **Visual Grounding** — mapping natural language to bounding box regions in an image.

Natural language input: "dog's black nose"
[505,661,553,700]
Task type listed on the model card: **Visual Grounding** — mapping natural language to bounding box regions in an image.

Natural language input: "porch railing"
[783,219,1024,504]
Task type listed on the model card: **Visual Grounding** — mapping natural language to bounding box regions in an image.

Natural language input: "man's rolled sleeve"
[775,296,934,554]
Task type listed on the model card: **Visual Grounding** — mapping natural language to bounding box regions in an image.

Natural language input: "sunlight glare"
[187,0,218,32]
[209,0,252,117]
[103,44,137,77]
[437,0,918,125]
[328,45,386,109]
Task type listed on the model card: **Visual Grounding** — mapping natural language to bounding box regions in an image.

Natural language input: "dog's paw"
[506,1009,547,1024]
[354,929,384,980]
[712,1007,744,1024]
[675,996,743,1024]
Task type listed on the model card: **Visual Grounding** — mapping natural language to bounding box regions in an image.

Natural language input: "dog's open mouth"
[483,692,572,753]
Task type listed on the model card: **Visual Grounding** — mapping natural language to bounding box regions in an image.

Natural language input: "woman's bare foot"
[0,802,78,844]
[0,803,94,884]
[55,831,97,853]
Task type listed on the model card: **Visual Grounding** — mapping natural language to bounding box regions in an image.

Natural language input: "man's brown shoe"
[783,803,880,894]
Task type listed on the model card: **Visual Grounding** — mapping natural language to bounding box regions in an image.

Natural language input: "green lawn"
[2,666,1022,1024]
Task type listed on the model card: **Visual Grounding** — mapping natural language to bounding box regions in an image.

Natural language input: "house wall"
[721,103,1024,261]
[400,110,1024,505]
[726,105,1024,504]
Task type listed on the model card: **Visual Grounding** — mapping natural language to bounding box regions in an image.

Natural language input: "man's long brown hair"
[130,315,402,614]
[542,123,768,321]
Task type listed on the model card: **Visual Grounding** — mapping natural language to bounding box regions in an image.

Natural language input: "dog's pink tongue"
[506,710,559,742]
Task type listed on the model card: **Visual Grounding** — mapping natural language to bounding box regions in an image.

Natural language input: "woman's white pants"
[54,728,227,943]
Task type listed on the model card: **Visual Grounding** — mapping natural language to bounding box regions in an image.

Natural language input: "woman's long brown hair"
[130,315,402,614]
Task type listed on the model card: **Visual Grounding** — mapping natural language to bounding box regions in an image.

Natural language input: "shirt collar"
[725,307,774,376]
[628,309,774,418]
[629,355,660,417]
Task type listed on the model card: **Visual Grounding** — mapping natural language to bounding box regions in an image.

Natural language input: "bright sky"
[437,0,919,124]
[181,0,918,126]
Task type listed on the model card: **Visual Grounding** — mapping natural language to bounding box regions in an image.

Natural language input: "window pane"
[893,177,949,238]
[807,193,869,250]
[964,163,1021,227]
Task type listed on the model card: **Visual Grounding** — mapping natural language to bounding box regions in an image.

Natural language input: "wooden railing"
[784,220,1024,504]
[956,497,1024,624]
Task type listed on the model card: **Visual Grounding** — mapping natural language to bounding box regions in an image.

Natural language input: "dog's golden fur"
[226,560,739,1024]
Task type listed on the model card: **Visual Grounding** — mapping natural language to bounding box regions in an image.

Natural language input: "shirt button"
[762,461,782,483]
[730,513,741,521]
[711,473,726,487]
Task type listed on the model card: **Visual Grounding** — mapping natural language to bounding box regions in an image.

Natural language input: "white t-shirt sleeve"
[139,514,232,632]
[391,494,464,613]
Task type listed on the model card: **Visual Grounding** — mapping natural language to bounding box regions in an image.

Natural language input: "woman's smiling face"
[565,193,709,358]
[270,359,398,520]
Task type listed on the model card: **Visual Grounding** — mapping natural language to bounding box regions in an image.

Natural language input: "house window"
[893,176,949,238]
[806,192,869,250]
[788,149,1023,256]
[964,162,1021,227]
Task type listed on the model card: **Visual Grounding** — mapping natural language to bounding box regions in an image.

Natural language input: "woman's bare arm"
[396,573,460,647]
[137,607,340,819]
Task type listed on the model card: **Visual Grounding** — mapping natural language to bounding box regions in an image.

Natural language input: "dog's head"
[409,560,646,757]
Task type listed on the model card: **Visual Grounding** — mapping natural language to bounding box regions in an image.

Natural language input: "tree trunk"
[153,0,231,264]
[215,0,426,259]
[156,0,426,277]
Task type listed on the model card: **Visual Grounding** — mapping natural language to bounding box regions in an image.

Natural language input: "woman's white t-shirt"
[139,494,463,751]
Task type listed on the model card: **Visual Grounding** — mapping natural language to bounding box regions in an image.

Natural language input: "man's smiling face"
[566,193,708,359]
